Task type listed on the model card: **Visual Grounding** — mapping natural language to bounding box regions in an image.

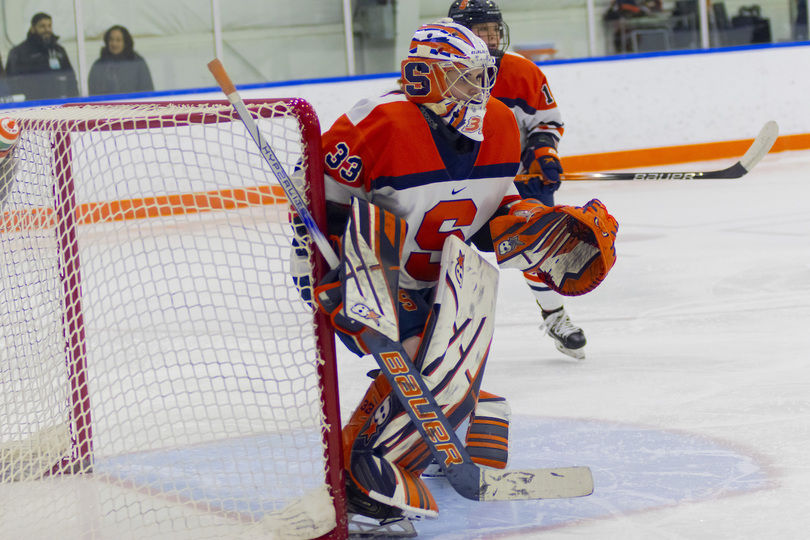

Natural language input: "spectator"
[88,25,154,96]
[5,12,79,101]
[796,0,808,41]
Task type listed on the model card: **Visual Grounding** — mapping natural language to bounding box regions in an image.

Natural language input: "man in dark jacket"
[5,12,79,101]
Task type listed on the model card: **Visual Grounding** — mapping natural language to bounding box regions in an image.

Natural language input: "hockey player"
[449,0,589,360]
[307,20,617,533]
[0,117,20,210]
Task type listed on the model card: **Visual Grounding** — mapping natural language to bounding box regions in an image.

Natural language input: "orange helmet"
[400,20,496,108]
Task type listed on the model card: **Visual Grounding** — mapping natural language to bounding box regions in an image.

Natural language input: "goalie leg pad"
[343,375,439,520]
[345,235,500,475]
[465,391,511,469]
[490,198,618,296]
[373,235,498,472]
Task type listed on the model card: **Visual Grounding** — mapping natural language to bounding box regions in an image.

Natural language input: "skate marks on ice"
[414,415,770,539]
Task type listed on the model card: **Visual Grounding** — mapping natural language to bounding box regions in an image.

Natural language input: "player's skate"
[541,305,586,360]
[342,370,439,531]
[347,512,417,538]
[346,475,420,538]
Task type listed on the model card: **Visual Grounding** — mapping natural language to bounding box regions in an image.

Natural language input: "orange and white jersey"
[322,91,521,290]
[491,51,564,148]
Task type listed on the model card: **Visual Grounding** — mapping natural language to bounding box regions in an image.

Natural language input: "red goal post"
[0,99,347,539]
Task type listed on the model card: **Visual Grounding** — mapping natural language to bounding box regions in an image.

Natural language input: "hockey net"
[0,100,347,539]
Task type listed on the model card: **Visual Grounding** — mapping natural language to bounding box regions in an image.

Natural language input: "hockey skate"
[346,476,421,538]
[348,513,417,538]
[541,306,586,360]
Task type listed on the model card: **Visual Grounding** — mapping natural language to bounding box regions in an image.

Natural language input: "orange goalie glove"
[490,198,618,296]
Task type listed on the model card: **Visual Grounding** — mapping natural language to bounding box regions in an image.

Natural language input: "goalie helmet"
[400,20,496,141]
[448,0,510,52]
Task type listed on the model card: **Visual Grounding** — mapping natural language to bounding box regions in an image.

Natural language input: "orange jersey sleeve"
[491,52,564,144]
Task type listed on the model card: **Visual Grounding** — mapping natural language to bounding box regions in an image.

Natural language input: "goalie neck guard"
[400,20,496,142]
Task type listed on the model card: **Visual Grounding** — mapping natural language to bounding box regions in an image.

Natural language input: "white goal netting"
[0,100,345,540]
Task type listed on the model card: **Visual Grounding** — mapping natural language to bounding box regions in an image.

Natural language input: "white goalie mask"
[400,20,497,141]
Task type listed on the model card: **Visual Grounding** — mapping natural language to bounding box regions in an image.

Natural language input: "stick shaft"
[517,120,778,182]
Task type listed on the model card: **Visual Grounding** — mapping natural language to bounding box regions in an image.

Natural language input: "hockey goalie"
[293,20,618,536]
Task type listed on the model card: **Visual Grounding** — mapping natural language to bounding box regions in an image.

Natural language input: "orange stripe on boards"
[1,208,56,233]
[77,185,287,224]
[1,185,287,233]
[561,132,810,173]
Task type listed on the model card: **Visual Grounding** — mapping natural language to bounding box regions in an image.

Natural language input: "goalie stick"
[208,59,593,503]
[516,120,778,183]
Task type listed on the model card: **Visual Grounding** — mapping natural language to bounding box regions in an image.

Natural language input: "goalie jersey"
[322,91,521,290]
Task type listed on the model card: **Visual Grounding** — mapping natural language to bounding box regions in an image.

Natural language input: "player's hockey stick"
[207,59,340,269]
[516,120,778,183]
[208,59,593,502]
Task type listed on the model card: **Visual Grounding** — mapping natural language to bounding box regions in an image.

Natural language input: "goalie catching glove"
[490,198,618,296]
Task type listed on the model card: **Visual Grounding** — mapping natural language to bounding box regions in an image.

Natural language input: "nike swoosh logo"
[451,187,466,195]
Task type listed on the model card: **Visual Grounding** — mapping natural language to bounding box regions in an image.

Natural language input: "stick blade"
[739,120,779,173]
[478,466,594,501]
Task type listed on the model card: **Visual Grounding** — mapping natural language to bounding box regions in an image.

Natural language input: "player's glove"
[517,145,562,205]
[490,198,618,296]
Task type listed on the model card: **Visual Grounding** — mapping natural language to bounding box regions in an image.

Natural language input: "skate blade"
[348,513,418,538]
[555,342,586,360]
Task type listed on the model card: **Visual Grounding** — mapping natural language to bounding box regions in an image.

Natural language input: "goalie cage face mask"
[400,20,496,141]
